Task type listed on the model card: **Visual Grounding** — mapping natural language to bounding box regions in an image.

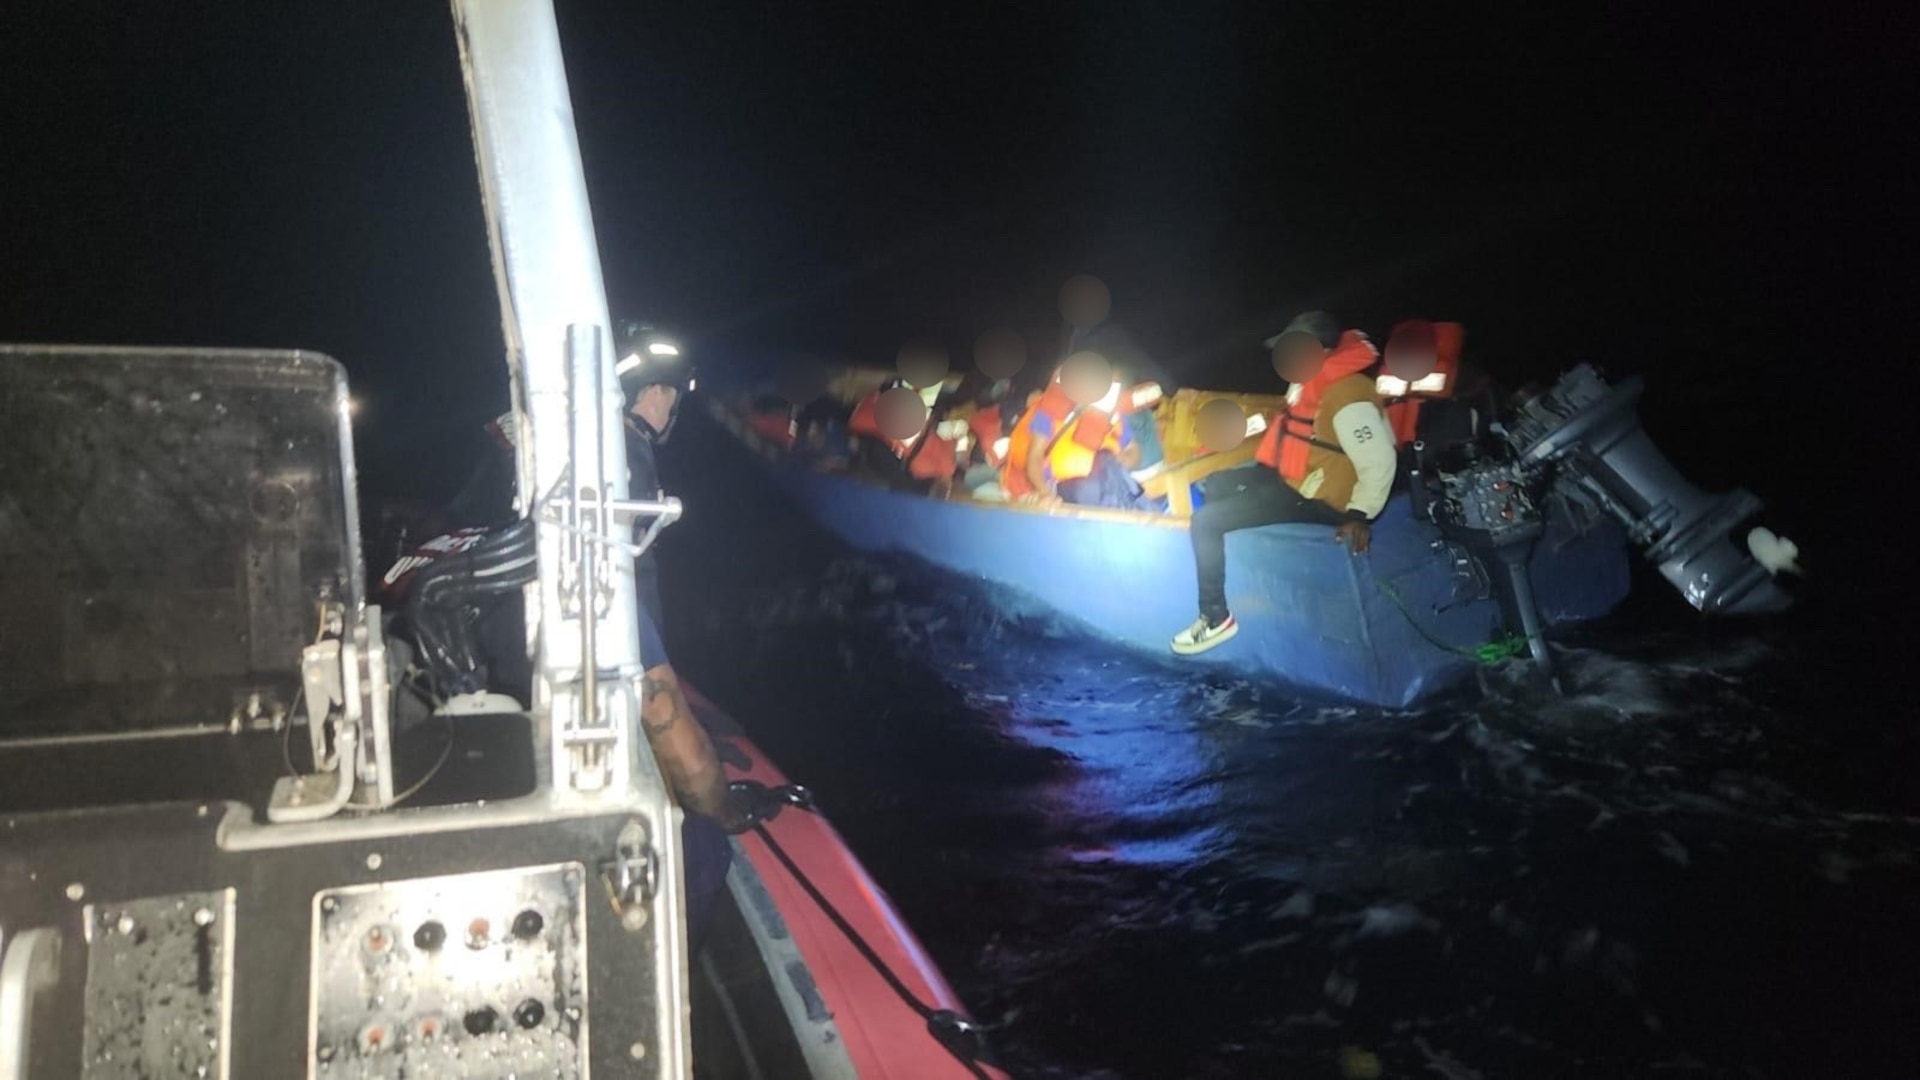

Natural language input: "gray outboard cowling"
[1505,364,1795,615]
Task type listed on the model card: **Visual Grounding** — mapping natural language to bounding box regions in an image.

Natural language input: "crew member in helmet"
[609,323,752,960]
[616,319,692,631]
[1171,311,1397,656]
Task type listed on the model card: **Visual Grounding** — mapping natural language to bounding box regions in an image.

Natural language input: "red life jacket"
[847,387,886,441]
[1382,320,1464,444]
[1001,382,1076,497]
[968,403,1006,466]
[848,384,958,482]
[1256,330,1381,484]
[748,407,797,449]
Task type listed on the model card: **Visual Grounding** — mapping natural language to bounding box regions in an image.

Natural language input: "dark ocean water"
[660,416,1915,1080]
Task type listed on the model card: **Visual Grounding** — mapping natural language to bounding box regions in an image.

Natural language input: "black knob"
[511,909,545,940]
[413,921,446,952]
[463,1007,499,1037]
[513,999,546,1030]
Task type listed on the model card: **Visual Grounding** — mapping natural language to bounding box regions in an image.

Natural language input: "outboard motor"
[1505,364,1796,615]
[1419,438,1564,687]
[1417,361,1799,688]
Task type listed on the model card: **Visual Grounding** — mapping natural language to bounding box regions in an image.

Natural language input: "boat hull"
[712,404,1631,707]
[687,683,1002,1079]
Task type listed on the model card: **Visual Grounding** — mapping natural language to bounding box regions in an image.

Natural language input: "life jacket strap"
[1279,408,1345,456]
[1035,406,1086,466]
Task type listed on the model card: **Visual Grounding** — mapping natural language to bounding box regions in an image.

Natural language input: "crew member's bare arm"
[639,662,748,830]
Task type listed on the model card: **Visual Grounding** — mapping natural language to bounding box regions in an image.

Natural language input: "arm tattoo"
[639,673,687,736]
[636,668,738,824]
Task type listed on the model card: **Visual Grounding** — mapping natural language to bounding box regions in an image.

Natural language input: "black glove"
[725,780,814,833]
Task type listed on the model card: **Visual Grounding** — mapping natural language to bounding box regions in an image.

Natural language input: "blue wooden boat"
[704,391,1633,708]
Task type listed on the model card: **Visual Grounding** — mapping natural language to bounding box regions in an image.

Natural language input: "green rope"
[1375,578,1531,666]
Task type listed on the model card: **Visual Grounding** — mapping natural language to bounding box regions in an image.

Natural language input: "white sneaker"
[1171,614,1238,655]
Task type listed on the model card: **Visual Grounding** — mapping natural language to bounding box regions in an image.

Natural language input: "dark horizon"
[2,3,1905,507]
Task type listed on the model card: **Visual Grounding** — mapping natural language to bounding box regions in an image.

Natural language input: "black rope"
[748,818,995,1078]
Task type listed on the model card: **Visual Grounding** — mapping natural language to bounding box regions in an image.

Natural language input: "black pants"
[683,811,734,958]
[1191,466,1341,624]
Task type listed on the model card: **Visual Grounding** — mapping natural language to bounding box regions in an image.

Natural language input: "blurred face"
[897,339,951,390]
[1195,397,1248,453]
[974,328,1026,381]
[875,386,930,441]
[631,384,679,433]
[1383,320,1439,382]
[1058,350,1114,407]
[1271,331,1329,385]
[1059,274,1111,329]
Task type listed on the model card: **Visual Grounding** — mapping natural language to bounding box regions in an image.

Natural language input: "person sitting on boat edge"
[1002,351,1158,511]
[1171,311,1397,656]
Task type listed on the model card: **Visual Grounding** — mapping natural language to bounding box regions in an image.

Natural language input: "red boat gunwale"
[684,682,1005,1080]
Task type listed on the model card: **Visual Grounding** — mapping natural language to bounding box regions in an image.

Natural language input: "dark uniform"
[612,327,733,955]
[624,415,668,631]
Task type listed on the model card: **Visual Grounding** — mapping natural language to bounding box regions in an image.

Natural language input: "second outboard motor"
[1505,364,1796,615]
[1421,439,1564,689]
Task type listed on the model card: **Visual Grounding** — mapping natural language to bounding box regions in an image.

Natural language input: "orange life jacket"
[848,385,958,482]
[1256,330,1382,484]
[1381,321,1464,444]
[1001,382,1076,497]
[1046,408,1124,482]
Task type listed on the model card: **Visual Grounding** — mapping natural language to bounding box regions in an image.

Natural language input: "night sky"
[2,2,1907,522]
